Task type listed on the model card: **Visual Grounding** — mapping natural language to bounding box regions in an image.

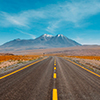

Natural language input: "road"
[0,56,100,100]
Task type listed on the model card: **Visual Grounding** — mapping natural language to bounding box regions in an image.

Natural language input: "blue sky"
[0,0,100,45]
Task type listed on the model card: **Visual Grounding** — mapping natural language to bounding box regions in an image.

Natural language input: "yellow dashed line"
[52,58,58,100]
[53,73,56,78]
[54,67,56,70]
[66,58,100,78]
[54,63,56,66]
[0,58,47,80]
[52,89,58,100]
[54,59,56,64]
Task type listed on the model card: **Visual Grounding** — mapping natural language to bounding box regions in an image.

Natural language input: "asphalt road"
[0,56,100,100]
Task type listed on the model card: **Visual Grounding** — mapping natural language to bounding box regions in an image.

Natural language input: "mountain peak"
[14,38,21,41]
[56,34,64,37]
[0,34,81,49]
[42,34,53,37]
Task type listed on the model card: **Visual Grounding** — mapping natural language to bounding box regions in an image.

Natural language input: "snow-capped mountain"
[34,34,53,42]
[0,34,81,50]
[43,34,53,37]
[56,34,64,37]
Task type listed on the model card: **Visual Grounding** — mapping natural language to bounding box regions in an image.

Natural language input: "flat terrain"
[0,56,100,100]
[2,45,100,56]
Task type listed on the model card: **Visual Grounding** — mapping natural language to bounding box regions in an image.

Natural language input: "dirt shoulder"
[65,57,100,74]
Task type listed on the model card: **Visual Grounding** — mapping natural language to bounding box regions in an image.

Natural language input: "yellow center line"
[54,67,56,70]
[54,63,56,66]
[66,58,100,78]
[54,58,56,63]
[52,89,58,100]
[53,73,57,78]
[0,57,47,80]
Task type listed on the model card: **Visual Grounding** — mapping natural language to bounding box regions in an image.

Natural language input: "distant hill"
[0,34,81,51]
[0,53,14,55]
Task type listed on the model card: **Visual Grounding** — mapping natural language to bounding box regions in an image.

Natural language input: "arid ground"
[6,45,100,56]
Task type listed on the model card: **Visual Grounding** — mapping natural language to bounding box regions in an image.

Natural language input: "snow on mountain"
[43,34,53,37]
[0,34,81,51]
[57,34,64,37]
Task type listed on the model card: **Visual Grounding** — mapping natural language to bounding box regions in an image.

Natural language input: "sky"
[0,0,100,45]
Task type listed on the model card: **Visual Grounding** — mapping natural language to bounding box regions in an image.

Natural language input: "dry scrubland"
[0,55,41,62]
[25,45,100,56]
[63,56,100,74]
[0,55,42,73]
[1,45,100,74]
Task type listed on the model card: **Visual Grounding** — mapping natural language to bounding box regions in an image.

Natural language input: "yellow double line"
[52,58,58,100]
[66,58,100,78]
[0,58,47,80]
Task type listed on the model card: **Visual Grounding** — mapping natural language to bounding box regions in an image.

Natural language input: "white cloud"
[0,12,27,27]
[46,20,61,33]
[17,30,36,39]
[0,10,45,27]
[44,0,100,32]
[0,0,100,31]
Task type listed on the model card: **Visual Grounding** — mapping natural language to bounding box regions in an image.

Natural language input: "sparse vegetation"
[0,55,42,73]
[64,56,100,74]
[66,56,100,60]
[0,55,42,63]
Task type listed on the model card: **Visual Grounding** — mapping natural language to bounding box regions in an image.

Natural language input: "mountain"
[0,34,81,51]
[45,34,81,47]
